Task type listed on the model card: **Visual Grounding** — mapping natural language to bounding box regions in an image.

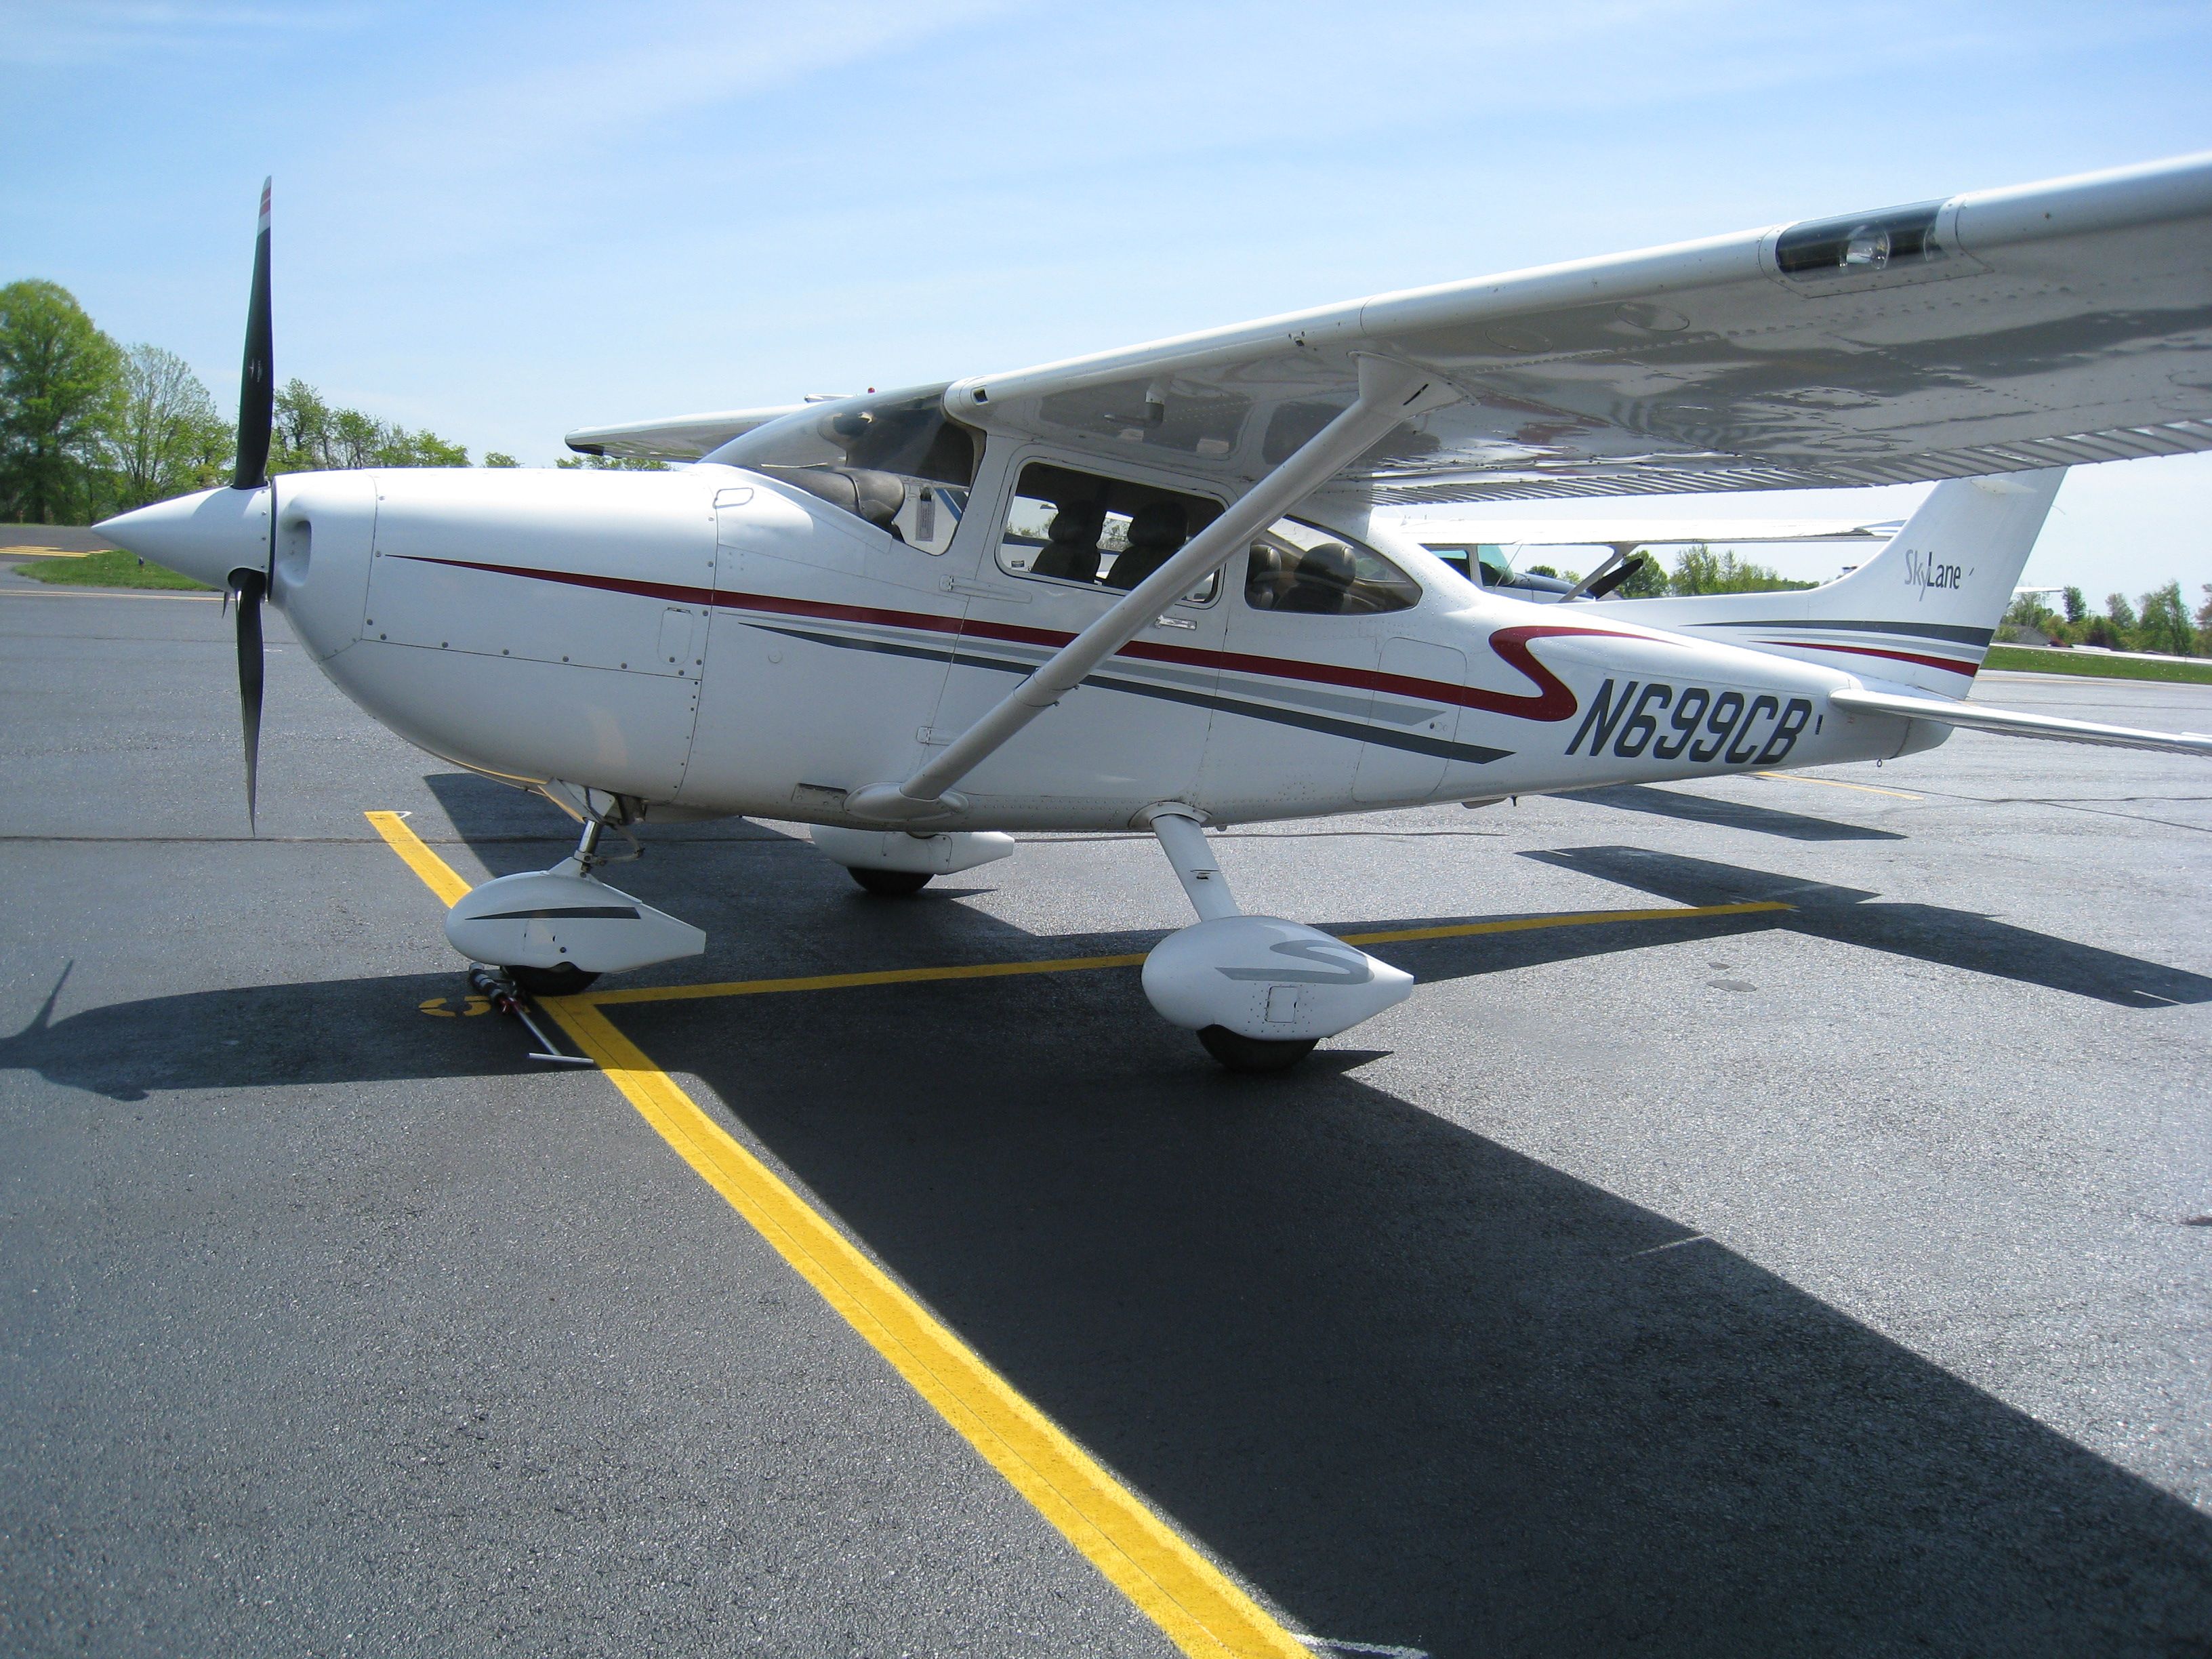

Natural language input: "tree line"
[1528,545,1817,597]
[0,279,661,526]
[2003,582,2212,657]
[1538,542,2211,655]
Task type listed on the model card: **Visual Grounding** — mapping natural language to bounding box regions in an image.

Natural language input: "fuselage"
[249,459,1927,831]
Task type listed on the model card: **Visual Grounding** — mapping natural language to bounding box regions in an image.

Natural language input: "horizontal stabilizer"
[1830,686,2212,757]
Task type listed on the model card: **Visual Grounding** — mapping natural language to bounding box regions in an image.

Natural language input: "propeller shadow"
[0,968,552,1102]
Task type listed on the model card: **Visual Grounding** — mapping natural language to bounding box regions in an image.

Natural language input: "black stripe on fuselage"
[1696,617,1994,646]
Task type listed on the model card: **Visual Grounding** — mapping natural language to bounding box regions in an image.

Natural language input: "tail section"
[1605,468,2064,691]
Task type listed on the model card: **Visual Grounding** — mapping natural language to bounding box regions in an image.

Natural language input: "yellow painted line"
[363,809,1308,1659]
[591,901,1790,1007]
[0,546,94,558]
[1756,770,1922,800]
[590,951,1149,1006]
[365,811,474,903]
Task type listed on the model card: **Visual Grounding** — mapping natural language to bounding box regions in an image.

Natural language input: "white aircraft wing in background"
[1385,514,1900,550]
[941,153,2212,504]
[565,403,807,461]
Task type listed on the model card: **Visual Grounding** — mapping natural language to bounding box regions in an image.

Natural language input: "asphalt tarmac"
[3,575,2208,1658]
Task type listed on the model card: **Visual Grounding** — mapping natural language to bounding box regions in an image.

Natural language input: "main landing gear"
[848,867,933,898]
[811,825,1017,897]
[1138,806,1414,1073]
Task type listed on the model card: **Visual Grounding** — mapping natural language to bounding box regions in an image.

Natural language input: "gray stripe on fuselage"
[743,621,1511,766]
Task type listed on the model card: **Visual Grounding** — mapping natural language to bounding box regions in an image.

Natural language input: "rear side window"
[997,462,1225,602]
[1245,519,1420,615]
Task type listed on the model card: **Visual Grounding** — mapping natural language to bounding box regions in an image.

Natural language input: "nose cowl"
[97,486,270,590]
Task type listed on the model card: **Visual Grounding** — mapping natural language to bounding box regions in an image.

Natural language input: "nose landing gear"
[443,799,706,991]
[465,965,595,1066]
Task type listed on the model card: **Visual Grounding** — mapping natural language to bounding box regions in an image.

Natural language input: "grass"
[16,548,213,591]
[1983,644,2212,684]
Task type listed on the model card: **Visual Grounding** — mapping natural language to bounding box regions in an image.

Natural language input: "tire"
[848,867,933,897]
[504,962,601,997]
[1197,1025,1318,1073]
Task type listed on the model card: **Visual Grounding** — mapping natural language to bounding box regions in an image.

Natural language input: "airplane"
[1377,511,1902,597]
[100,157,2212,1071]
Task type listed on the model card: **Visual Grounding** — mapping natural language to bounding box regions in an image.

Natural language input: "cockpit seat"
[1103,501,1189,590]
[1032,502,1107,581]
[1277,541,1357,613]
[1244,542,1295,609]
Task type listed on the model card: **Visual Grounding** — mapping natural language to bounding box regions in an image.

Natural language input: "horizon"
[8,1,2211,594]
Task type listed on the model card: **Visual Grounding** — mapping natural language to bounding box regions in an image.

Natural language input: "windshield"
[703,385,980,546]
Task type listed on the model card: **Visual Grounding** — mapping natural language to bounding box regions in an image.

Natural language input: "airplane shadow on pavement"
[625,979,2212,1658]
[1572,782,1908,841]
[1525,846,2212,1009]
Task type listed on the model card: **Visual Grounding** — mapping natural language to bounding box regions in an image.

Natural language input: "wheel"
[1197,1025,1318,1073]
[848,867,933,897]
[504,962,600,997]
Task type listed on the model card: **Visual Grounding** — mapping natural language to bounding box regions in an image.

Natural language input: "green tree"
[2003,591,2059,639]
[556,453,670,472]
[2062,586,2087,624]
[272,377,468,471]
[2106,592,2139,642]
[0,280,124,523]
[110,344,231,510]
[1670,543,1815,596]
[2135,581,2195,656]
[1612,550,1671,598]
[481,451,520,468]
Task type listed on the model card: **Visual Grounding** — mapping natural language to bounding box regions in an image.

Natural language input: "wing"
[565,405,806,462]
[1830,686,2212,757]
[950,153,2212,504]
[1385,514,1898,548]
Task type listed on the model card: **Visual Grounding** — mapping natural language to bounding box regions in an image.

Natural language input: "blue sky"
[7,1,2211,597]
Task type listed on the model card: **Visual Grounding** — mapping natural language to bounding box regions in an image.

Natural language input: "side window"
[1245,518,1421,615]
[996,462,1225,602]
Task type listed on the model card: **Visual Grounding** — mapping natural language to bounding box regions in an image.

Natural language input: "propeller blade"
[232,177,273,491]
[234,568,266,832]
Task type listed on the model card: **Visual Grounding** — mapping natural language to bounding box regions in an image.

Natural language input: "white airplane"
[103,158,2212,1070]
[1380,512,1902,596]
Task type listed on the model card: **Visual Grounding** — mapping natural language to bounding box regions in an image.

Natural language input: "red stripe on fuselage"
[389,555,1625,723]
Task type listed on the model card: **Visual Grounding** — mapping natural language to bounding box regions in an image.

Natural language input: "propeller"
[230,177,274,830]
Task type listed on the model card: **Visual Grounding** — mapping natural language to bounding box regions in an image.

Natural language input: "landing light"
[1844,225,1891,269]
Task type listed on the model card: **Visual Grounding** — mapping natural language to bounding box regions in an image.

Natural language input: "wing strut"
[846,356,1452,823]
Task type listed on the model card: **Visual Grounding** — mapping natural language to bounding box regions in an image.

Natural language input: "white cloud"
[0,0,364,66]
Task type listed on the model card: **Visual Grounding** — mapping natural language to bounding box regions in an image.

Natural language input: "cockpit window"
[996,461,1225,602]
[703,385,979,551]
[1244,519,1420,615]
